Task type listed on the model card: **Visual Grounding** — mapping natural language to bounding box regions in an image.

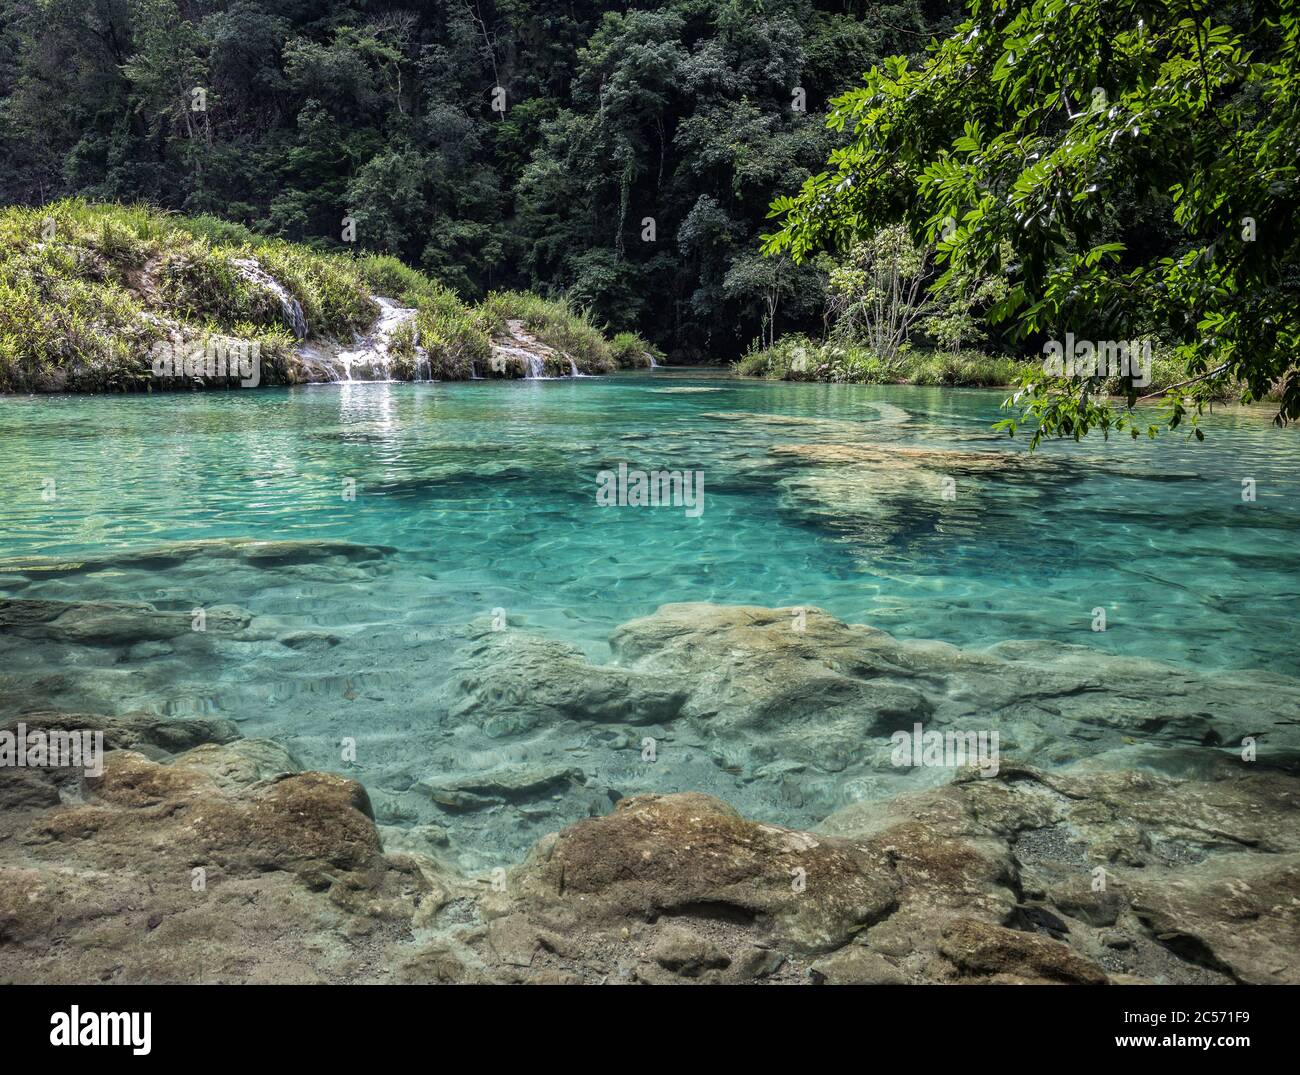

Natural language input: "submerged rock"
[443,626,687,736]
[607,603,1300,794]
[0,597,251,646]
[1,710,239,756]
[0,710,1294,985]
[0,538,395,580]
[418,763,587,811]
[2,595,1296,985]
[0,731,456,984]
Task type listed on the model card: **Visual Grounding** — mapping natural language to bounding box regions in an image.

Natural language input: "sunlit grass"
[740,335,1042,388]
[1,201,642,390]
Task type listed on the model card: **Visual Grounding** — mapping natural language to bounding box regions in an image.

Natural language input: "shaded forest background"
[0,0,960,359]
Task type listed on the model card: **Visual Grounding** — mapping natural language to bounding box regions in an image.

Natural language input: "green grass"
[0,200,640,392]
[738,334,1279,409]
[736,335,1020,387]
[0,204,163,391]
[610,331,664,369]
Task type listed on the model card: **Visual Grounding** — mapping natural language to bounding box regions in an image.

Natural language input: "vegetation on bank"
[0,1,960,360]
[736,337,1018,387]
[736,333,1258,403]
[736,222,1021,387]
[734,218,1253,397]
[478,291,661,374]
[0,201,653,392]
[764,0,1300,444]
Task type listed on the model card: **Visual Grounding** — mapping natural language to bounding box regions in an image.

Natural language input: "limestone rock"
[939,917,1108,984]
[507,791,899,954]
[171,738,303,789]
[1127,853,1300,985]
[0,538,395,580]
[0,741,449,984]
[810,945,906,984]
[3,710,239,755]
[445,628,686,736]
[0,597,251,645]
[418,763,586,811]
[650,923,732,977]
[608,603,1300,793]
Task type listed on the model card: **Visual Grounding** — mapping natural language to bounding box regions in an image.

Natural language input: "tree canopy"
[765,0,1300,441]
[0,0,959,359]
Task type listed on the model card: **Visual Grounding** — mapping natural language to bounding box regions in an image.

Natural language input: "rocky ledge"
[1,603,1295,985]
[292,307,606,384]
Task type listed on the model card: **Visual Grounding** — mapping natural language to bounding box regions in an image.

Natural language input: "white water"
[232,258,308,339]
[283,287,584,384]
[490,341,551,379]
[335,297,417,382]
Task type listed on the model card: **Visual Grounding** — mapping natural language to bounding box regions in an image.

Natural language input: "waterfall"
[233,258,307,339]
[491,342,548,378]
[334,297,416,381]
[569,358,583,377]
[489,318,557,380]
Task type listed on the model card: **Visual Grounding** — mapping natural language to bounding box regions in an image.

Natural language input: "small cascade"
[293,341,343,382]
[487,318,557,379]
[648,354,660,368]
[569,358,583,377]
[233,258,307,339]
[488,340,553,379]
[334,297,417,382]
[468,359,483,380]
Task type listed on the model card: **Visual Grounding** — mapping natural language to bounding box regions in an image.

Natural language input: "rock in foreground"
[2,597,1296,985]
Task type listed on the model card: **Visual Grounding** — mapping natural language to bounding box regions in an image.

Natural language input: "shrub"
[610,331,662,368]
[736,333,1022,387]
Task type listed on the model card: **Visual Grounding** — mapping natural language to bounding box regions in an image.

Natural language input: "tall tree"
[766,0,1300,440]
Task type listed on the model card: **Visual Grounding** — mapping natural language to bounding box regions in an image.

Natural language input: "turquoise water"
[4,372,1296,669]
[3,373,1298,864]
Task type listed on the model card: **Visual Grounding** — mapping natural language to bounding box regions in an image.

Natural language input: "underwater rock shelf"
[1,600,1296,985]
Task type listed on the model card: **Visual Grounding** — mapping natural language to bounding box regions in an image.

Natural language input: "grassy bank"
[735,335,1020,387]
[736,334,1260,402]
[0,200,654,392]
